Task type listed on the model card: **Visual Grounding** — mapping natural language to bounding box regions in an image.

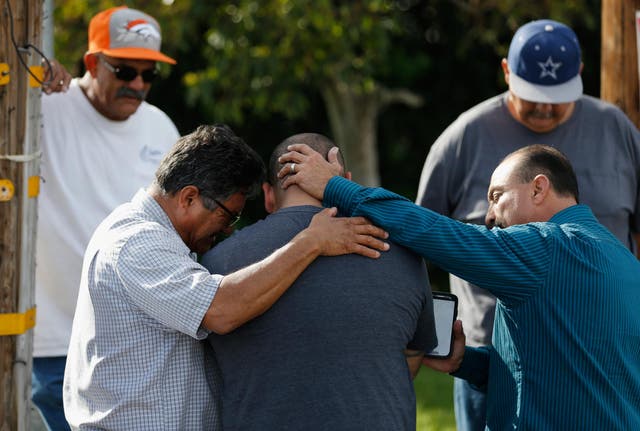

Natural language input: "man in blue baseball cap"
[415,19,640,430]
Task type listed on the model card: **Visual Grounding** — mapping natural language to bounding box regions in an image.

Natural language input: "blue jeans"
[453,377,487,431]
[32,356,70,431]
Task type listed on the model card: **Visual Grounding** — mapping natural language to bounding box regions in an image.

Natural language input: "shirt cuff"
[450,345,490,393]
[323,176,362,216]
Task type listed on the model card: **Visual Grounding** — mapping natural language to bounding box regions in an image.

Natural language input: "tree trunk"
[322,79,423,187]
[322,80,380,186]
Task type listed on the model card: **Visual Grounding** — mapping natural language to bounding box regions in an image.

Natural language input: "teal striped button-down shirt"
[324,176,640,430]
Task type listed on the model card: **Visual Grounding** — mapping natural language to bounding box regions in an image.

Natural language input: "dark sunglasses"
[100,56,158,83]
[213,199,242,227]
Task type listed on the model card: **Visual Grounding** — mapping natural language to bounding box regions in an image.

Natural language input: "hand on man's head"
[277,144,343,200]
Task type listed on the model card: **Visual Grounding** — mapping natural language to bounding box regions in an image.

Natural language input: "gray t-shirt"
[416,92,640,346]
[201,205,436,431]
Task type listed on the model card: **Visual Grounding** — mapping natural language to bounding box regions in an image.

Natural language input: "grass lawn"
[414,367,456,430]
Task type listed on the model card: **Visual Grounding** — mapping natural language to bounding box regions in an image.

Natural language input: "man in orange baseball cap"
[78,5,177,120]
[33,7,179,430]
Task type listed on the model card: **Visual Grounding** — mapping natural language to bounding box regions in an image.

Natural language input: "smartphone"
[425,292,458,358]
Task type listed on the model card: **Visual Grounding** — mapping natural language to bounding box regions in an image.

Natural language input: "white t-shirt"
[35,79,179,356]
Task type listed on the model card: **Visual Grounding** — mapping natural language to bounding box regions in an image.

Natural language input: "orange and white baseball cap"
[86,6,176,64]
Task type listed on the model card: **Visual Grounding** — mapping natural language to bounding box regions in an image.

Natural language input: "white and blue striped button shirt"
[64,189,222,430]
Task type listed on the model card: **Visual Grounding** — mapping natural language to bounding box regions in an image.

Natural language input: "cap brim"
[509,73,582,104]
[100,47,176,64]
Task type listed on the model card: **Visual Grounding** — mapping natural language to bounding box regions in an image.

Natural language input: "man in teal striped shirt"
[277,144,640,430]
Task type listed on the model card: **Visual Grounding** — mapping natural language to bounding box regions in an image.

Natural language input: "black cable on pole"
[4,0,53,86]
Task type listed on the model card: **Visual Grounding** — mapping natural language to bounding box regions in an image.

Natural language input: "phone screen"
[425,292,458,358]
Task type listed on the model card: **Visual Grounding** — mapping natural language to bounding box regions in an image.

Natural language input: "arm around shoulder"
[201,208,389,334]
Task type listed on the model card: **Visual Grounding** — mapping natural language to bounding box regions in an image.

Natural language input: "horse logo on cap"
[114,18,161,45]
[126,19,160,40]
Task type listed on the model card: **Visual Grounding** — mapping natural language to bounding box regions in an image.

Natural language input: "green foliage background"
[51,0,601,215]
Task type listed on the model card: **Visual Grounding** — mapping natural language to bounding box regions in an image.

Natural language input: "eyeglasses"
[213,199,242,227]
[100,56,158,83]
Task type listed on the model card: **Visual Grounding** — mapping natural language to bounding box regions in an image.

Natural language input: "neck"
[545,196,578,220]
[78,72,109,118]
[275,186,322,210]
[149,184,172,217]
[149,184,189,243]
[78,72,94,101]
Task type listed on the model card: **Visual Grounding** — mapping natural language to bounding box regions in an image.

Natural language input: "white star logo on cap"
[538,56,562,80]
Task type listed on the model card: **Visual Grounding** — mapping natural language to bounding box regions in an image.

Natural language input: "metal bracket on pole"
[0,307,36,336]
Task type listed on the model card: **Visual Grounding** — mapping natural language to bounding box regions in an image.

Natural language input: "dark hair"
[509,144,579,202]
[267,133,344,186]
[154,124,265,207]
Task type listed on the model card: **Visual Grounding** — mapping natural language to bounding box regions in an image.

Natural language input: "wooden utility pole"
[601,0,640,127]
[0,0,43,429]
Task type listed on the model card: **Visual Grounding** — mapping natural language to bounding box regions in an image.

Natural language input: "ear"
[84,53,99,77]
[531,174,550,204]
[176,185,201,211]
[327,147,345,176]
[262,182,277,214]
[501,58,510,85]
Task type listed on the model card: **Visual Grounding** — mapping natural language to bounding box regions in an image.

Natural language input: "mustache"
[116,87,146,101]
[527,111,555,120]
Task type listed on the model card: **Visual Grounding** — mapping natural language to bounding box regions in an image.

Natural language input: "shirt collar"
[132,188,176,232]
[549,204,596,225]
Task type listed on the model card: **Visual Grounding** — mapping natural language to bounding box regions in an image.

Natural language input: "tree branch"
[378,87,424,110]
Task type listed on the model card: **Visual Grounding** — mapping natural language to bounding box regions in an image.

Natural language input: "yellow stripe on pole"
[28,175,40,197]
[0,307,36,336]
[28,65,43,88]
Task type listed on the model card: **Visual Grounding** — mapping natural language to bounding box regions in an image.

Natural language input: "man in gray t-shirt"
[202,133,436,430]
[416,19,640,431]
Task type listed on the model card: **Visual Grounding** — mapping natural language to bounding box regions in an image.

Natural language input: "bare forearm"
[202,229,320,333]
[405,350,424,379]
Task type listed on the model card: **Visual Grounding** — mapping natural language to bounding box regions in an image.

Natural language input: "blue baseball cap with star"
[507,19,582,104]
